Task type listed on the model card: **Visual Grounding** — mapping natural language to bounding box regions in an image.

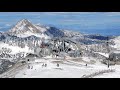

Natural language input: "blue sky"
[0,12,120,36]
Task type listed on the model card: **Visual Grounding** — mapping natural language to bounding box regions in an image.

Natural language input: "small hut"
[25,53,39,62]
[109,51,120,62]
[68,50,81,57]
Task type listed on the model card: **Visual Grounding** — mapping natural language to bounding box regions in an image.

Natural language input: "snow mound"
[112,36,120,50]
[0,42,33,54]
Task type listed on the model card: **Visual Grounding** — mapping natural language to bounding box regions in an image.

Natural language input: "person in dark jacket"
[57,63,59,67]
[28,64,30,69]
[45,64,47,67]
[42,63,44,68]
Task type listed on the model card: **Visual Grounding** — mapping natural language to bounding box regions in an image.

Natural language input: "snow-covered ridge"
[1,19,120,78]
[63,30,83,37]
[4,19,112,42]
[7,19,50,39]
[7,19,83,39]
[111,36,120,50]
[7,19,66,39]
[0,19,117,52]
[0,42,32,54]
[8,19,41,34]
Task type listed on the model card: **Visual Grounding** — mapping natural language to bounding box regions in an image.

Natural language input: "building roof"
[112,50,120,54]
[26,53,39,58]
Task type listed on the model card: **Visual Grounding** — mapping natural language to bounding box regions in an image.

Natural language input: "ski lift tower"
[106,36,110,68]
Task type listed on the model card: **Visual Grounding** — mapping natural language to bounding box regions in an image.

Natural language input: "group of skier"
[27,63,60,70]
[42,63,60,68]
[42,63,47,68]
[28,64,33,69]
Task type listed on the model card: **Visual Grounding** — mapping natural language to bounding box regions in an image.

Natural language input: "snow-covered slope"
[63,30,83,38]
[111,36,120,50]
[9,19,42,34]
[5,57,113,78]
[0,42,33,54]
[44,27,64,37]
[6,19,67,39]
[7,19,51,39]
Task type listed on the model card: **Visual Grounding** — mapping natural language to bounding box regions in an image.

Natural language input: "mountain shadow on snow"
[45,27,64,37]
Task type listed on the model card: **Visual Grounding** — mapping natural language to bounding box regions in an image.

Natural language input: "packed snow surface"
[6,57,116,78]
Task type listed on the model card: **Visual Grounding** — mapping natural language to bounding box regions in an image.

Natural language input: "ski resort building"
[102,51,120,65]
[50,37,82,57]
[25,53,39,62]
[109,51,120,61]
[34,41,52,57]
[33,37,83,59]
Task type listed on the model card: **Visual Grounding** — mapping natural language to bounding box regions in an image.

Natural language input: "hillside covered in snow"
[0,19,120,78]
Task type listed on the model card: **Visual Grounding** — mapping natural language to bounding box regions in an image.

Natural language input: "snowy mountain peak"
[6,19,52,39]
[5,19,87,40]
[17,19,31,26]
[8,19,43,35]
[19,18,29,22]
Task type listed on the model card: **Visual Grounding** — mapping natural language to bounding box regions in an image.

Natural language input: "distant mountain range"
[6,19,65,39]
[0,19,116,46]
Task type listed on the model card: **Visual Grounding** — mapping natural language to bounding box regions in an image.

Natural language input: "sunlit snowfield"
[0,57,119,78]
[14,59,117,78]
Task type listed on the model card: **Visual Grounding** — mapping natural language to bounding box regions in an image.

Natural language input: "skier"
[28,64,30,69]
[45,64,47,67]
[86,64,87,67]
[42,63,44,68]
[27,59,29,62]
[31,66,33,69]
[57,63,59,67]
